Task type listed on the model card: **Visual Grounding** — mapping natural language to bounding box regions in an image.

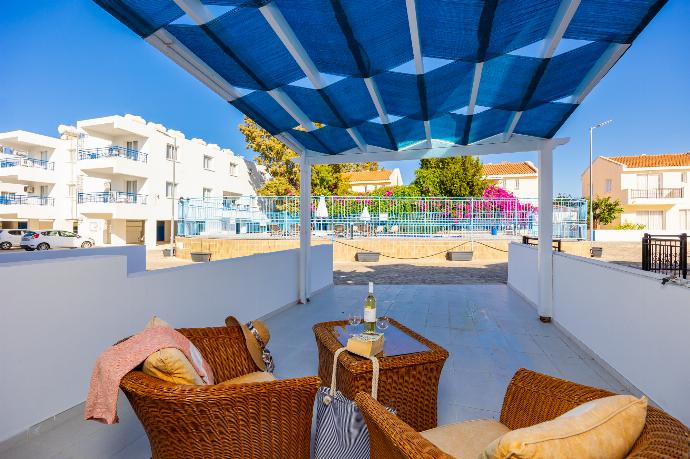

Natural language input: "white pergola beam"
[303,135,568,165]
[405,0,432,147]
[364,78,390,125]
[572,43,629,104]
[467,63,484,117]
[503,0,580,141]
[259,1,365,149]
[174,0,214,23]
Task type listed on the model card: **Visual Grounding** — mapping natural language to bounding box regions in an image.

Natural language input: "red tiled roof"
[342,170,394,182]
[482,161,537,176]
[604,153,690,168]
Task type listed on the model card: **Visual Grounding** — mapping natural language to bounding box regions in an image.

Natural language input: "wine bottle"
[363,282,377,333]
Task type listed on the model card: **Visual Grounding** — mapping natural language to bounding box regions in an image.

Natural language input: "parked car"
[21,230,95,251]
[0,229,31,249]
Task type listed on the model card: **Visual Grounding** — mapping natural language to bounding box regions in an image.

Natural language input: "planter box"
[590,247,603,258]
[446,251,474,261]
[356,252,380,262]
[190,252,211,262]
[162,248,174,257]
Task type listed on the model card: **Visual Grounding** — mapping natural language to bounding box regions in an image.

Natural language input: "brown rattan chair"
[355,368,690,459]
[119,324,321,459]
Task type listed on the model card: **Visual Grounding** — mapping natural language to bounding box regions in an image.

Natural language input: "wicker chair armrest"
[499,368,614,429]
[355,392,453,459]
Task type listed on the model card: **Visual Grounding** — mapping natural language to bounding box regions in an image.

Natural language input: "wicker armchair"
[119,325,321,459]
[356,368,690,459]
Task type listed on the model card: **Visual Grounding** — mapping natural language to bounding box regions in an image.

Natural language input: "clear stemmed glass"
[376,316,389,333]
[348,313,362,336]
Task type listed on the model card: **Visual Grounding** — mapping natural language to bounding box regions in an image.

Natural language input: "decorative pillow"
[218,371,277,385]
[480,395,647,459]
[142,316,213,385]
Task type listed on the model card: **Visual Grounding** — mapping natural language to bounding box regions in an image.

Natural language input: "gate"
[641,233,687,279]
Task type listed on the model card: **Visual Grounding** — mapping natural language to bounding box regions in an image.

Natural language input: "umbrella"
[360,205,371,221]
[316,196,329,218]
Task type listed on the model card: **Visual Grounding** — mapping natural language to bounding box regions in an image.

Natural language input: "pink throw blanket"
[85,326,215,424]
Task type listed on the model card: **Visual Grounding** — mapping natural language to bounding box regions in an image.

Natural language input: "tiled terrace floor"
[3,284,629,459]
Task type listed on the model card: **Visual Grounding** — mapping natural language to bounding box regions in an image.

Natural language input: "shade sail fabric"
[94,0,666,155]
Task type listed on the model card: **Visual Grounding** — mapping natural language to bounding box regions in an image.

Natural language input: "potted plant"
[590,247,603,258]
[356,252,380,262]
[446,251,474,261]
[190,238,212,262]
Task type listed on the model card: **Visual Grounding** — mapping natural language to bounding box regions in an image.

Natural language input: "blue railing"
[177,195,588,240]
[0,156,54,170]
[0,195,54,206]
[78,192,148,204]
[78,146,148,163]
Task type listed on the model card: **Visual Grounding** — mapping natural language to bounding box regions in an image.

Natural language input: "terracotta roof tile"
[604,153,690,168]
[342,170,393,182]
[482,161,537,176]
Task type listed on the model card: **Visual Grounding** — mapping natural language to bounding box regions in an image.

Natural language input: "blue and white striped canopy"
[95,0,665,158]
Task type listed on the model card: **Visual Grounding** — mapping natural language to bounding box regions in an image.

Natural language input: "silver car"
[21,230,95,250]
[0,229,31,249]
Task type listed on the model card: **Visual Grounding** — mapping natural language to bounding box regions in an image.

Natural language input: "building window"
[40,185,49,197]
[605,179,612,193]
[126,140,139,151]
[203,188,212,199]
[680,210,690,230]
[636,210,664,230]
[203,155,213,170]
[229,163,238,176]
[165,182,178,198]
[514,178,520,190]
[166,144,177,161]
[682,172,688,183]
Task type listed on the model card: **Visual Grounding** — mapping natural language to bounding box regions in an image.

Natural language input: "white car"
[21,230,95,251]
[0,229,31,249]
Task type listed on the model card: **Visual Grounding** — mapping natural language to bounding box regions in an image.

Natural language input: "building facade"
[0,114,261,247]
[342,168,403,193]
[581,153,690,230]
[482,161,539,199]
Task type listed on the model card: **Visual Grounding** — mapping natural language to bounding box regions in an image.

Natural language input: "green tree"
[238,117,378,195]
[588,196,624,228]
[412,156,488,196]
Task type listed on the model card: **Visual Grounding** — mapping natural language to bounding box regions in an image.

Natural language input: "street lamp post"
[589,120,612,241]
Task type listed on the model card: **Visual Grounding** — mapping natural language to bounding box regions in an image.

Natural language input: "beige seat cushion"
[420,419,510,459]
[219,371,277,385]
[141,316,206,385]
[481,395,648,459]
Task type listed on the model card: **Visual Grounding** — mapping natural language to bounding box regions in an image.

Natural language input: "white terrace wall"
[508,243,690,426]
[0,245,333,441]
[0,245,146,273]
[593,229,687,242]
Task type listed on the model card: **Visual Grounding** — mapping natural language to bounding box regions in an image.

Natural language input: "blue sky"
[1,0,688,196]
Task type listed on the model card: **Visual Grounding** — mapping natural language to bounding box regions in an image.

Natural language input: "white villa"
[0,114,261,247]
[482,161,539,199]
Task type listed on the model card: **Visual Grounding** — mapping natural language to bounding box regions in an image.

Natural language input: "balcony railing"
[0,195,54,206]
[0,156,55,170]
[78,146,148,163]
[629,188,684,199]
[78,192,148,204]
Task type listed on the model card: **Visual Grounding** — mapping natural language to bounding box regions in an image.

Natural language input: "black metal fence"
[522,235,563,252]
[642,233,687,279]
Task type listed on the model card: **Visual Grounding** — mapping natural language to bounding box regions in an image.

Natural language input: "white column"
[538,143,554,321]
[298,155,311,303]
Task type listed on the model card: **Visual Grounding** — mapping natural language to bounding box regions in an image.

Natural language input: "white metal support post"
[538,143,554,321]
[298,155,312,303]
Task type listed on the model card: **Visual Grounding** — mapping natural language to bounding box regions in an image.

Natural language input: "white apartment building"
[582,152,690,230]
[482,161,539,199]
[0,114,261,247]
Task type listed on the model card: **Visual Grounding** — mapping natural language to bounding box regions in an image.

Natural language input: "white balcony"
[78,192,149,219]
[0,156,56,184]
[78,147,149,179]
[626,187,685,205]
[0,195,55,219]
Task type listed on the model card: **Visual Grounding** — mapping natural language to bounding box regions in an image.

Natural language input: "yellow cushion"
[219,371,277,385]
[481,395,648,459]
[141,316,204,385]
[420,419,510,459]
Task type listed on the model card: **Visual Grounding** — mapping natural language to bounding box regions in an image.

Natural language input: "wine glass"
[376,316,389,333]
[348,313,362,336]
